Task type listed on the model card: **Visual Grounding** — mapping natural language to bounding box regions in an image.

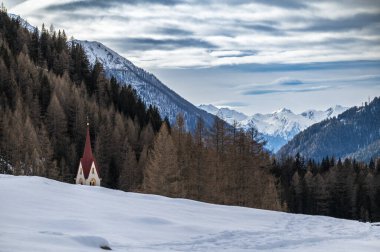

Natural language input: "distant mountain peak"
[199,104,348,152]
[199,104,219,114]
[8,13,35,32]
[198,105,248,124]
[275,108,293,114]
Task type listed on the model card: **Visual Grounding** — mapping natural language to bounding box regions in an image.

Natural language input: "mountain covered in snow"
[278,97,380,162]
[8,13,35,32]
[74,40,216,131]
[199,104,348,152]
[1,175,379,252]
[199,104,249,123]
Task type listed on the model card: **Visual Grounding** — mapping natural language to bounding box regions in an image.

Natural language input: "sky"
[6,0,380,114]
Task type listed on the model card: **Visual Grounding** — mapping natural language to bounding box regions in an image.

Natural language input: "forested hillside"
[0,10,281,211]
[278,97,380,162]
[0,10,163,188]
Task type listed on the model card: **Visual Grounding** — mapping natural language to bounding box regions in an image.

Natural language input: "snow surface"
[1,175,379,252]
[199,104,348,152]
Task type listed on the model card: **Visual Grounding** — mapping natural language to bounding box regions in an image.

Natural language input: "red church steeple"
[83,123,93,160]
[79,122,99,179]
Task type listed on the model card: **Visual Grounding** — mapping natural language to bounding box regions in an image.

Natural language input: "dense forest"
[0,9,163,188]
[274,155,380,222]
[1,9,379,222]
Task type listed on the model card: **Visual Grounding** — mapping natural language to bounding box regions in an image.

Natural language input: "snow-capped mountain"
[8,13,35,32]
[301,105,347,121]
[199,105,348,152]
[278,97,380,161]
[198,104,248,125]
[74,40,216,131]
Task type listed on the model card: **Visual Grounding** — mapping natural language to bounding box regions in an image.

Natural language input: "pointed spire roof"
[80,122,99,179]
[83,122,93,160]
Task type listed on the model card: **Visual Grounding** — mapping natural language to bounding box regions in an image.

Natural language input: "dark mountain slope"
[278,97,380,161]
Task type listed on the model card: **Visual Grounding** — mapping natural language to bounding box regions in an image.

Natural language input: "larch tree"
[143,122,179,197]
[46,92,68,161]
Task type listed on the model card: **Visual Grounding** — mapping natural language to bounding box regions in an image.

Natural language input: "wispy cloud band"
[9,0,380,69]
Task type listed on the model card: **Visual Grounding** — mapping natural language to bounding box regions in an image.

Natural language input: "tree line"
[142,116,282,210]
[273,154,380,222]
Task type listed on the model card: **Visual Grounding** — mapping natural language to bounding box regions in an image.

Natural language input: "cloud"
[218,61,380,73]
[244,0,308,9]
[240,73,380,97]
[242,86,329,96]
[241,23,285,35]
[210,50,258,58]
[3,0,26,8]
[217,101,249,107]
[272,77,304,86]
[154,27,193,36]
[297,12,380,32]
[44,0,183,11]
[10,0,380,69]
[106,37,217,51]
[185,0,307,9]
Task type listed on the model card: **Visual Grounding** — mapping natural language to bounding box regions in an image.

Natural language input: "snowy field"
[0,175,379,252]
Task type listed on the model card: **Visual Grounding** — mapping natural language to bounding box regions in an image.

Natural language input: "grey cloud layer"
[28,0,379,68]
[45,0,184,11]
[241,74,380,96]
[296,13,380,32]
[107,38,217,51]
[9,0,380,113]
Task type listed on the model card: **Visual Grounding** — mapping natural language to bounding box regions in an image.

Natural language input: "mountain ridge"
[199,104,348,152]
[277,97,380,162]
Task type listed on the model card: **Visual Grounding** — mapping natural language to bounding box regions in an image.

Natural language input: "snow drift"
[0,175,379,251]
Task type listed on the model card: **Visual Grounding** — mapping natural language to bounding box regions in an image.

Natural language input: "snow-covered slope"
[8,13,35,32]
[199,105,348,152]
[199,104,248,125]
[1,175,379,252]
[74,40,216,131]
